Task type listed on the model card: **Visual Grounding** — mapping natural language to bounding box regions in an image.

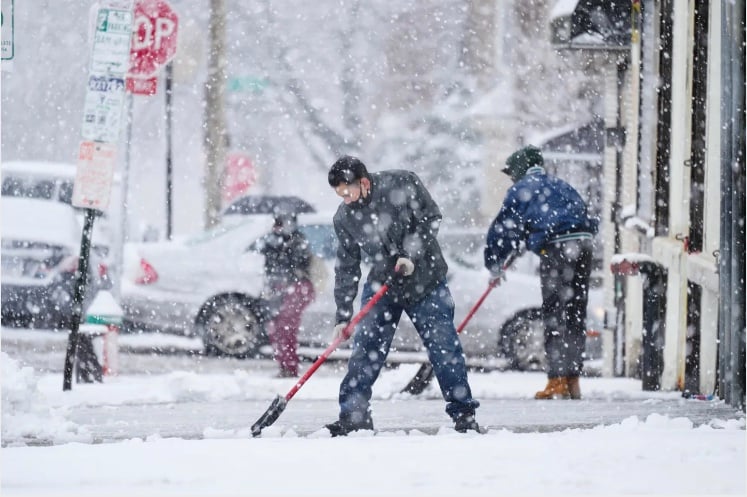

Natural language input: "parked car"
[121,216,272,356]
[121,214,335,357]
[1,160,113,262]
[1,197,108,329]
[121,214,603,370]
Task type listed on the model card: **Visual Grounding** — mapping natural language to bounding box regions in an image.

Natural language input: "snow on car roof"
[1,160,77,179]
[183,215,274,247]
[1,197,81,248]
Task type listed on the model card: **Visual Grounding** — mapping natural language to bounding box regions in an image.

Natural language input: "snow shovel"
[251,275,396,437]
[400,253,517,395]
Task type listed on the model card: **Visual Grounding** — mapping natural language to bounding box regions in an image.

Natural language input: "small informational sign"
[126,76,157,95]
[81,2,133,144]
[90,7,133,74]
[1,0,13,60]
[101,0,134,9]
[81,74,126,143]
[72,141,117,210]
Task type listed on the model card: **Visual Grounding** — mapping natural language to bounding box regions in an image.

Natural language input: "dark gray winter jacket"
[332,170,448,323]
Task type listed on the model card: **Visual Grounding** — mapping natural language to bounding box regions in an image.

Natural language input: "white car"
[122,216,269,356]
[121,214,603,370]
[1,197,107,329]
[1,160,113,262]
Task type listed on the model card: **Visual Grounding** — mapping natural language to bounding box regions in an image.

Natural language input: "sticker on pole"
[73,141,117,210]
[81,74,127,143]
[126,76,158,95]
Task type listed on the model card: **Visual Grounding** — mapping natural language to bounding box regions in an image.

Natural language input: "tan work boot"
[567,376,582,400]
[534,377,570,399]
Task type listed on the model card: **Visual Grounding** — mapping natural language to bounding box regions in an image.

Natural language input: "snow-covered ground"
[1,328,745,496]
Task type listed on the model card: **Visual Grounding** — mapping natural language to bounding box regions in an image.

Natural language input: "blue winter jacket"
[484,166,599,271]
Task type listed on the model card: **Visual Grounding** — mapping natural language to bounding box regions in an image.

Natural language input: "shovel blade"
[400,362,435,395]
[251,395,288,437]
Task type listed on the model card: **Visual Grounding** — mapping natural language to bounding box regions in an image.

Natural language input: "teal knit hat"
[502,145,544,182]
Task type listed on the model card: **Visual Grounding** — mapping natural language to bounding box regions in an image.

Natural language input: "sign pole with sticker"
[63,1,134,391]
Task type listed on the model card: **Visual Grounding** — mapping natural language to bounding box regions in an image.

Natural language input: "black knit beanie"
[502,145,543,182]
[328,156,370,187]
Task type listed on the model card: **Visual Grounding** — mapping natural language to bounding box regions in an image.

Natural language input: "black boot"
[454,413,481,433]
[325,412,374,437]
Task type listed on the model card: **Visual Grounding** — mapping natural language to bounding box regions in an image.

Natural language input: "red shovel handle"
[457,253,516,334]
[252,270,402,436]
[456,251,518,334]
[283,281,391,402]
[456,278,499,334]
[399,252,519,395]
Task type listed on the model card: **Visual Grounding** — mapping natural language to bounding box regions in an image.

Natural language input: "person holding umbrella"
[259,211,315,378]
[325,155,481,436]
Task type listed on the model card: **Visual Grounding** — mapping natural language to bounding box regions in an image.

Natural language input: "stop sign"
[129,0,179,77]
[222,152,257,205]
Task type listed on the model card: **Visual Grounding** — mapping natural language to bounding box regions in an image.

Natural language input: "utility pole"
[165,61,175,239]
[460,0,497,91]
[204,0,228,229]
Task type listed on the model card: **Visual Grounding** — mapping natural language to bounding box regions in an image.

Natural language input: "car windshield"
[2,177,57,201]
[298,224,338,259]
[184,221,250,246]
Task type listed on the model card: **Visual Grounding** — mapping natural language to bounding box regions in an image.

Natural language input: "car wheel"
[196,295,266,358]
[498,308,546,371]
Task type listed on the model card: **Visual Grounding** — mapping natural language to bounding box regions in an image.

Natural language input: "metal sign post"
[165,61,174,239]
[62,209,97,391]
[127,0,179,239]
[63,0,134,391]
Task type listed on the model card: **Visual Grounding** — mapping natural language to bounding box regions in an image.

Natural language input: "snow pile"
[2,414,744,497]
[1,344,744,495]
[165,370,247,402]
[599,411,744,432]
[1,352,91,445]
[1,352,37,413]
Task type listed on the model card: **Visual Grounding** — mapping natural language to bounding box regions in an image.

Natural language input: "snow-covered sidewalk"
[2,350,745,496]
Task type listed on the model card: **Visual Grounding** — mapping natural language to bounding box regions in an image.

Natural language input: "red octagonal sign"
[129,0,179,78]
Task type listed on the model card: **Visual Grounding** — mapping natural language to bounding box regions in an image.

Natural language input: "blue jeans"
[338,279,480,424]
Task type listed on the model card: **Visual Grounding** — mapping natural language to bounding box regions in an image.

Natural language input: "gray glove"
[332,322,351,342]
[395,257,415,276]
[489,267,506,285]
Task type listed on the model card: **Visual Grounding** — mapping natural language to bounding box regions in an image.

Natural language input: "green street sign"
[2,0,14,61]
[228,76,269,94]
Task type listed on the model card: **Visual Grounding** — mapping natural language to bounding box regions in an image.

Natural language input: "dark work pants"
[539,238,593,378]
